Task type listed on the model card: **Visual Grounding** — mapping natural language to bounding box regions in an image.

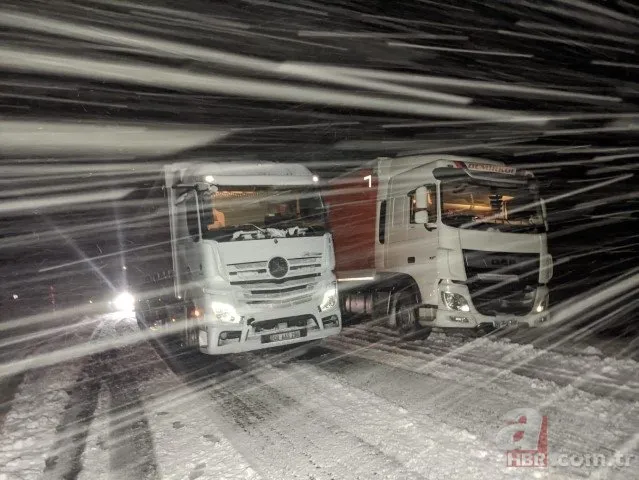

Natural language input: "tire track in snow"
[335,324,639,401]
[256,362,515,479]
[0,316,99,433]
[318,333,639,477]
[0,372,25,433]
[156,338,427,479]
[43,354,102,479]
[44,320,160,480]
[208,368,427,480]
[72,322,260,480]
[0,315,101,479]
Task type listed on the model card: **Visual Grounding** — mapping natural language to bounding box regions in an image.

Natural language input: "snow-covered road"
[1,313,638,480]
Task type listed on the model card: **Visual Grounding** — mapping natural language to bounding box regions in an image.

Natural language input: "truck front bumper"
[420,284,550,330]
[197,303,342,355]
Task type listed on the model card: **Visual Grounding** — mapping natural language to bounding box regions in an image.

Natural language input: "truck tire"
[390,290,433,339]
[391,291,418,333]
[180,304,200,350]
[136,300,151,331]
[136,311,147,331]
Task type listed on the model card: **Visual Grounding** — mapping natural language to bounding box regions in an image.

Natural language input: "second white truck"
[325,154,553,335]
[127,161,342,354]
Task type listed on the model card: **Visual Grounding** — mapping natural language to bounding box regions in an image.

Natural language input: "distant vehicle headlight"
[113,292,135,312]
[441,292,470,312]
[319,282,338,312]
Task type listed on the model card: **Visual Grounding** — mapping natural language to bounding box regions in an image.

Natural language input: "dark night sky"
[0,0,638,318]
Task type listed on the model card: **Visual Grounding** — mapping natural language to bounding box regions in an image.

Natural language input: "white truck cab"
[328,155,553,334]
[161,161,341,354]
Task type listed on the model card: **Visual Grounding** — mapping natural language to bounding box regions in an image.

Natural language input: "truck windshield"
[435,168,546,233]
[202,185,327,241]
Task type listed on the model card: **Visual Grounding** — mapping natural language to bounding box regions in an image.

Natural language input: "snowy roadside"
[0,309,103,431]
[76,317,260,480]
[322,328,639,479]
[336,324,639,400]
[1,312,638,480]
[0,314,259,480]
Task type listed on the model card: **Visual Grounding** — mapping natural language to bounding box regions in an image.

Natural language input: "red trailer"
[325,168,378,274]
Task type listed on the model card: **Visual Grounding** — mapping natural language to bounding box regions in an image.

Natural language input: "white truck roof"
[164,161,318,186]
[370,154,504,183]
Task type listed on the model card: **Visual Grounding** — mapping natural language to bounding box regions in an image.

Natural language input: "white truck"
[129,161,341,354]
[325,154,553,335]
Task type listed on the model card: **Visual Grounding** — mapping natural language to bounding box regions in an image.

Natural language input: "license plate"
[263,329,303,343]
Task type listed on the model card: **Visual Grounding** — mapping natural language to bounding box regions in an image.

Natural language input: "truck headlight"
[113,292,134,312]
[319,282,337,312]
[441,292,470,312]
[211,301,240,323]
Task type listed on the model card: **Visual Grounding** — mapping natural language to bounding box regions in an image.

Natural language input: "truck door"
[386,175,409,268]
[168,182,203,299]
[387,170,438,272]
[179,191,201,296]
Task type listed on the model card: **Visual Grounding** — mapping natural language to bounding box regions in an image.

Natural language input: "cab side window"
[392,196,405,227]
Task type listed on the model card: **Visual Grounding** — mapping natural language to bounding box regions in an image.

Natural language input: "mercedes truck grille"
[228,256,323,308]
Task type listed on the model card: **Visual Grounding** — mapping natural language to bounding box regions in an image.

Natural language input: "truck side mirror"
[414,210,429,224]
[414,186,436,230]
[175,191,189,205]
[415,186,428,209]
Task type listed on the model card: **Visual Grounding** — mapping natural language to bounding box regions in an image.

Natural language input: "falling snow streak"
[0,1,638,477]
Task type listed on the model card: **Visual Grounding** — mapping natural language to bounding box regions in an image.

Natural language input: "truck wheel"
[136,311,147,331]
[180,326,198,350]
[180,304,200,350]
[183,319,199,348]
[136,300,151,330]
[392,291,418,333]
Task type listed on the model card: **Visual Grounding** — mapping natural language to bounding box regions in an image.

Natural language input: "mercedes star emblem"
[268,256,288,278]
